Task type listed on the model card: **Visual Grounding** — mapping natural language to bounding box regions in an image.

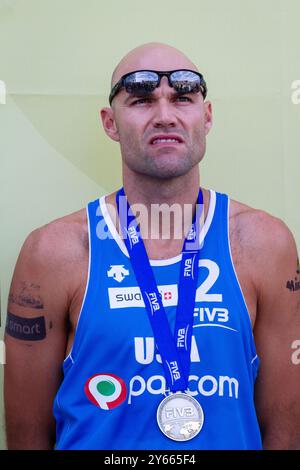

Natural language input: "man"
[4,43,300,450]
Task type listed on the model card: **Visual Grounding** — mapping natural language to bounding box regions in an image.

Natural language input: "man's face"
[101,44,213,181]
[110,76,212,179]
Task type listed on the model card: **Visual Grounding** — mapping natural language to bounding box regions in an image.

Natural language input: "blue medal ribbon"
[116,188,203,392]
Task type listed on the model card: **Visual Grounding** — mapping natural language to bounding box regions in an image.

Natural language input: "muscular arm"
[252,216,300,449]
[4,226,74,449]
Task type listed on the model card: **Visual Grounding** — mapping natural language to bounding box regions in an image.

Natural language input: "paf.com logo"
[84,373,127,410]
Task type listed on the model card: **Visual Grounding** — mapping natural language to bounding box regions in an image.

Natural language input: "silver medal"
[157,392,204,441]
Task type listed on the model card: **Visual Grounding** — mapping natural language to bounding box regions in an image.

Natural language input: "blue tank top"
[53,190,263,450]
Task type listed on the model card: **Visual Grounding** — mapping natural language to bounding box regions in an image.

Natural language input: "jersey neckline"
[99,189,216,266]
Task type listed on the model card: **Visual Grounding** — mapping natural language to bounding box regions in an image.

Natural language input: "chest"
[68,214,258,358]
[72,236,256,321]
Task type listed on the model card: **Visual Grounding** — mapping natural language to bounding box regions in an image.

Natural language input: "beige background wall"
[0,0,299,449]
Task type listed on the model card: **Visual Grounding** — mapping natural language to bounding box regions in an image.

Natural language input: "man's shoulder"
[21,208,88,269]
[229,198,297,265]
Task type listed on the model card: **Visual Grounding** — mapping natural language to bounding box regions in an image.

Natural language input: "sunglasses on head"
[109,69,207,105]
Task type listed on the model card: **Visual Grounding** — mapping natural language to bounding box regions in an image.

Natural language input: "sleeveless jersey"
[53,190,263,450]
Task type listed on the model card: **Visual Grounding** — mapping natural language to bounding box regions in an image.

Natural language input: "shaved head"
[111,42,199,88]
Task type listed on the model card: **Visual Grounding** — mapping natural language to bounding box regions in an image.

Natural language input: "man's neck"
[105,169,209,260]
[123,167,200,209]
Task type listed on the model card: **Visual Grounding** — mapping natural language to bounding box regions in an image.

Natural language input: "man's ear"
[100,107,120,142]
[204,101,213,135]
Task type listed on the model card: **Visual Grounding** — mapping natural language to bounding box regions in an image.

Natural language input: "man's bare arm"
[4,225,73,449]
[252,215,300,449]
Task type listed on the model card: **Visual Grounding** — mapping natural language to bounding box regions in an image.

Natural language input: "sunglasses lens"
[170,71,202,93]
[124,71,158,94]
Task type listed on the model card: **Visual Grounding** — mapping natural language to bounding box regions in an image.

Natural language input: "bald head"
[111,42,199,88]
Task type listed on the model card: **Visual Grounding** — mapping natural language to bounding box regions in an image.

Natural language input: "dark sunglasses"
[109,69,207,105]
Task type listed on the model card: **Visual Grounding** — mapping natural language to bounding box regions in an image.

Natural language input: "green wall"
[0,0,299,449]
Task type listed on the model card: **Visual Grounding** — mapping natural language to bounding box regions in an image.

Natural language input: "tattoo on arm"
[286,257,300,292]
[6,312,46,341]
[8,281,44,309]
